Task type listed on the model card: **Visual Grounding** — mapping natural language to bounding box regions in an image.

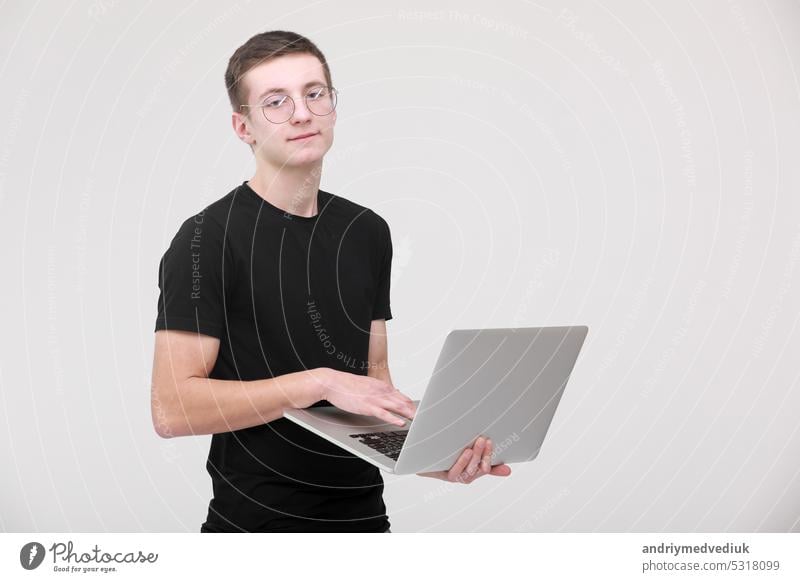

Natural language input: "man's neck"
[248,161,323,217]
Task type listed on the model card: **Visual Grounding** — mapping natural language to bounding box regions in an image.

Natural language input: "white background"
[0,0,799,532]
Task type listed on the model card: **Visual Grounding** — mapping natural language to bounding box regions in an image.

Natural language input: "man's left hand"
[416,435,512,484]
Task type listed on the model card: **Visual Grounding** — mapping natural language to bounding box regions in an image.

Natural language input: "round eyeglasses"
[240,85,338,124]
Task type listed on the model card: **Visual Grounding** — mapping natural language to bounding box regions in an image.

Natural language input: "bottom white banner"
[1,532,797,581]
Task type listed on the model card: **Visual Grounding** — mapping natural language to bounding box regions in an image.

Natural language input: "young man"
[151,30,510,533]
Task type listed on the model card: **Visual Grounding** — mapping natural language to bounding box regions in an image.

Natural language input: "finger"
[370,381,415,418]
[389,390,417,418]
[465,436,486,476]
[377,397,416,422]
[372,407,407,427]
[403,397,417,418]
[481,439,493,473]
[393,388,414,403]
[457,471,474,485]
[489,464,512,477]
[465,438,493,482]
[460,466,482,484]
[391,392,417,419]
[448,448,473,482]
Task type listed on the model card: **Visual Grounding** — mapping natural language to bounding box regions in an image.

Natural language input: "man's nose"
[291,97,313,121]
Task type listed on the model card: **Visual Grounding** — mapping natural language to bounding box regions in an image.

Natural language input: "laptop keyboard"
[349,430,408,461]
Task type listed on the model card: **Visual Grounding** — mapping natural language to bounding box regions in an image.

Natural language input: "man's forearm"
[159,368,329,438]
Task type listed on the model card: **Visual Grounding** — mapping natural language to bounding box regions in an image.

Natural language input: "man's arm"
[151,329,327,438]
[366,319,394,386]
[151,328,414,438]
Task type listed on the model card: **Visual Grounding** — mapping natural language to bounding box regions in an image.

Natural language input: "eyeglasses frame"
[239,85,339,124]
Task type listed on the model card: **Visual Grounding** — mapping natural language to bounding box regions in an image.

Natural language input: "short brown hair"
[224,30,333,112]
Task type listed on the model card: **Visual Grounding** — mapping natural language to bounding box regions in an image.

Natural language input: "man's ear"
[232,111,254,146]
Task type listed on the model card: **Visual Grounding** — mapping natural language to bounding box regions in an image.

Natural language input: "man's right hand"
[319,368,416,427]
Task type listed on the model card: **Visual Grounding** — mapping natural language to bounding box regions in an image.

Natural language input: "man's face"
[234,53,336,169]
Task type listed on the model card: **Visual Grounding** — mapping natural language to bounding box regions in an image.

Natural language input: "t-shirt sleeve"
[371,215,393,321]
[154,210,228,338]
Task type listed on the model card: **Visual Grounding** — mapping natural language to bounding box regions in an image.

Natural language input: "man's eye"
[264,96,287,108]
[307,88,327,100]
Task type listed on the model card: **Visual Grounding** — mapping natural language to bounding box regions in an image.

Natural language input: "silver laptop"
[283,326,588,474]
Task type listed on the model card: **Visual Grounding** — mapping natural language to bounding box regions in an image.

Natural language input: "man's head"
[226,30,336,169]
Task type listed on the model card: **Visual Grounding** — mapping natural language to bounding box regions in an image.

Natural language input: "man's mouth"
[289,132,319,141]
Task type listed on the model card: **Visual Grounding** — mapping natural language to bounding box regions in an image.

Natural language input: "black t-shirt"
[154,180,394,532]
